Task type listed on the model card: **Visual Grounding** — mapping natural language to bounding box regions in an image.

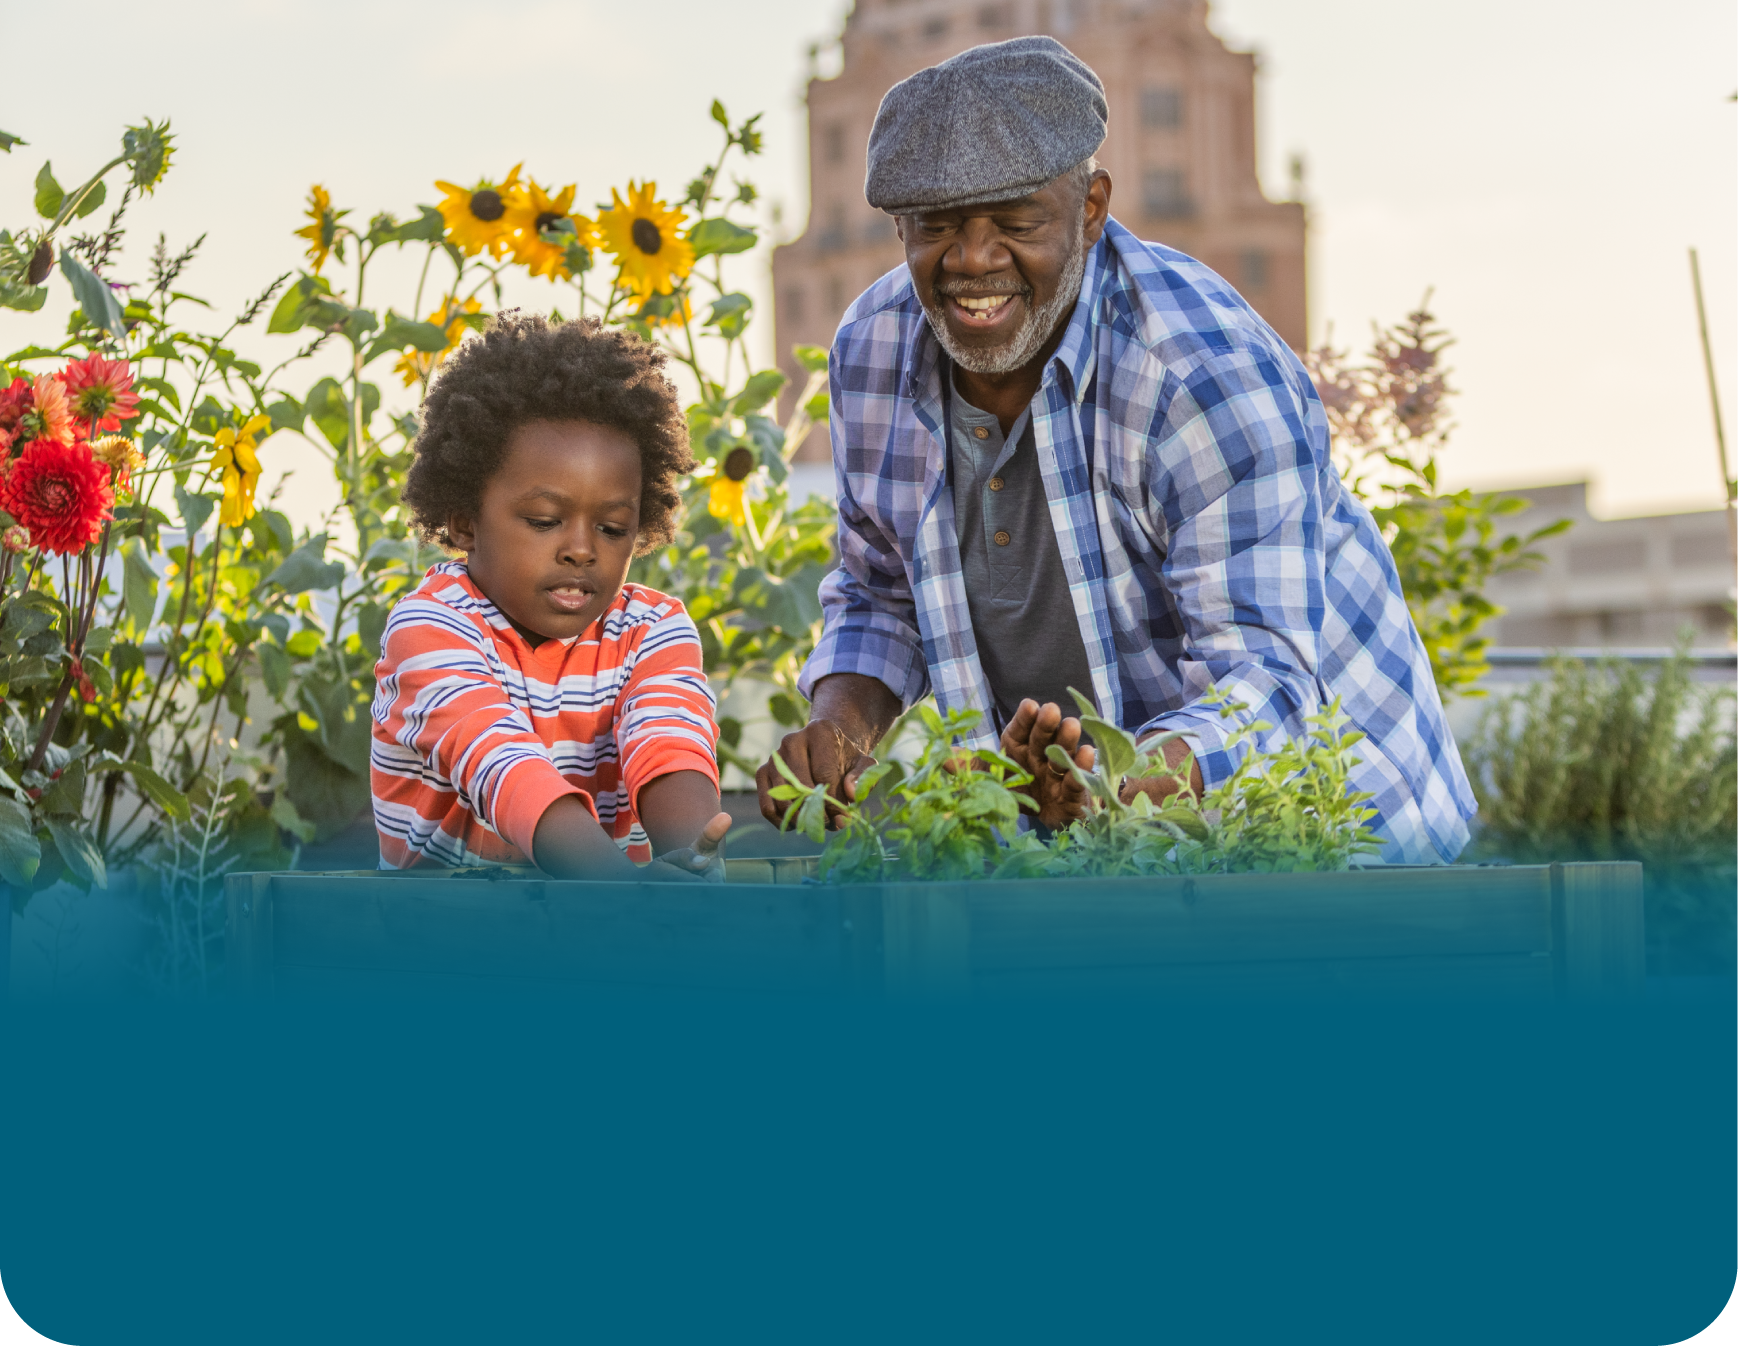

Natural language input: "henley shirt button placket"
[994,530,1011,546]
[973,426,990,440]
[988,476,1004,491]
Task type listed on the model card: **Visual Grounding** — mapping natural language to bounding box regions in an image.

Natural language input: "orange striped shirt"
[369,561,718,869]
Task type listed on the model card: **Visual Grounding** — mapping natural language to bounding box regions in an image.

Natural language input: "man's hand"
[756,674,902,829]
[757,719,878,829]
[1119,734,1204,806]
[1000,699,1094,829]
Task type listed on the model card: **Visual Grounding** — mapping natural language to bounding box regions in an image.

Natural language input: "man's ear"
[1082,171,1113,248]
[447,512,477,552]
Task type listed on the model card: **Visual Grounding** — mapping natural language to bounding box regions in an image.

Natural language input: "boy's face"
[448,419,641,644]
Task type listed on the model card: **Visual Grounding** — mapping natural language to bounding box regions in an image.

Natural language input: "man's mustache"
[935,280,1031,300]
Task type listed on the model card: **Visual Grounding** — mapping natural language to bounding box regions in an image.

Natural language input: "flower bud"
[1,523,31,554]
[27,239,53,286]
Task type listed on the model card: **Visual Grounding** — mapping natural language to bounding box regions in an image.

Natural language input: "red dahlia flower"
[0,436,114,554]
[0,376,33,451]
[60,354,140,435]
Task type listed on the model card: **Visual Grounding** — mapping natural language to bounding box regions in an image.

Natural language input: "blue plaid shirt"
[800,220,1477,863]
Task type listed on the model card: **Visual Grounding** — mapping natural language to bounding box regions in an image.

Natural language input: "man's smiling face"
[898,167,1111,376]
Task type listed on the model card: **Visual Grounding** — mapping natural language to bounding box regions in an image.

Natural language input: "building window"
[1239,249,1269,292]
[827,275,847,313]
[922,15,950,38]
[1142,169,1192,219]
[823,123,845,165]
[978,2,1010,26]
[1141,87,1183,129]
[818,204,847,252]
[862,214,896,244]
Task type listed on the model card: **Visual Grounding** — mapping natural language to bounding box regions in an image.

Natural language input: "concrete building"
[1484,482,1735,648]
[771,0,1306,457]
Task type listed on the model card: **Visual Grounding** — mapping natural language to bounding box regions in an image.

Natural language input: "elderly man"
[756,36,1477,862]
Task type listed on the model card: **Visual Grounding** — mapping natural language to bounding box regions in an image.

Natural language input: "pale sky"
[1,0,1733,527]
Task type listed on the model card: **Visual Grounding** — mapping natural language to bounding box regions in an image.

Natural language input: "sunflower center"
[535,212,562,234]
[723,447,755,482]
[631,218,663,255]
[470,190,506,222]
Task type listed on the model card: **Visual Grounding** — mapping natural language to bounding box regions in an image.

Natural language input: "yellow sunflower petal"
[707,475,746,526]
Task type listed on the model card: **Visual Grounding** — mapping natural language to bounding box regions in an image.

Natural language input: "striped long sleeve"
[370,562,718,869]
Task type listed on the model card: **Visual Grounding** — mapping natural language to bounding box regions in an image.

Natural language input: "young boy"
[371,313,731,882]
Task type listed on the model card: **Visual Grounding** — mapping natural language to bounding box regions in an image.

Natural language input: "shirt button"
[988,476,1005,492]
[972,426,990,440]
[994,530,1011,546]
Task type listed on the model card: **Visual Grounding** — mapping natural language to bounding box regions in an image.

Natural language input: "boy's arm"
[532,794,727,882]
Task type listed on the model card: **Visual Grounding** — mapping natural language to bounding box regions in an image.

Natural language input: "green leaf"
[266,273,347,335]
[45,818,105,889]
[267,533,345,594]
[793,344,828,373]
[285,629,322,658]
[302,376,378,451]
[267,395,304,435]
[93,759,190,824]
[59,251,126,337]
[688,217,757,260]
[804,391,829,424]
[122,539,158,631]
[704,292,753,338]
[729,369,787,416]
[395,205,448,244]
[270,792,318,844]
[72,178,106,220]
[174,483,216,537]
[34,162,63,219]
[0,130,23,154]
[710,99,730,128]
[358,601,388,657]
[0,795,40,889]
[258,641,291,699]
[362,312,448,364]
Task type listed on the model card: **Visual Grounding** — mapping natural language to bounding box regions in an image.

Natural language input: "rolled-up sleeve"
[796,358,930,707]
[1130,351,1329,789]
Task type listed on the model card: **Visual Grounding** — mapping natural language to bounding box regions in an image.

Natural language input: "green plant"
[1464,646,1736,865]
[1462,646,1736,963]
[769,704,1037,882]
[1307,299,1570,698]
[1042,688,1381,876]
[770,689,1380,883]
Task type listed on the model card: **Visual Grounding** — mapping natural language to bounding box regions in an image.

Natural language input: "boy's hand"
[651,810,732,884]
[1000,699,1094,830]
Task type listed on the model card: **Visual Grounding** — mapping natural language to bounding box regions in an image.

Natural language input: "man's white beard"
[921,233,1089,376]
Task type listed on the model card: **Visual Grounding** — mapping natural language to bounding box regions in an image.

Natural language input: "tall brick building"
[771,0,1306,455]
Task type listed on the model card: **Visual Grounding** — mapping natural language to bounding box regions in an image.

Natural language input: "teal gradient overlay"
[1,873,1731,1343]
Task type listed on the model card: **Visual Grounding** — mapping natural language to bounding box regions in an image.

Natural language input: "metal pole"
[1688,247,1736,570]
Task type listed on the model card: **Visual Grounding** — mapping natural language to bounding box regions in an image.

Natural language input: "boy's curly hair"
[402,312,692,554]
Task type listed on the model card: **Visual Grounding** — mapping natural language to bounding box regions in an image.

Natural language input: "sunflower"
[433,165,524,259]
[504,180,591,282]
[596,181,693,300]
[706,446,756,525]
[211,413,271,527]
[393,296,483,388]
[292,184,348,274]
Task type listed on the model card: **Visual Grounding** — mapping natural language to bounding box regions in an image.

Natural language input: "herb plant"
[770,704,1036,883]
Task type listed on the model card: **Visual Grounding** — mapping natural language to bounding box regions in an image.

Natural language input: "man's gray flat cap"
[864,36,1107,215]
